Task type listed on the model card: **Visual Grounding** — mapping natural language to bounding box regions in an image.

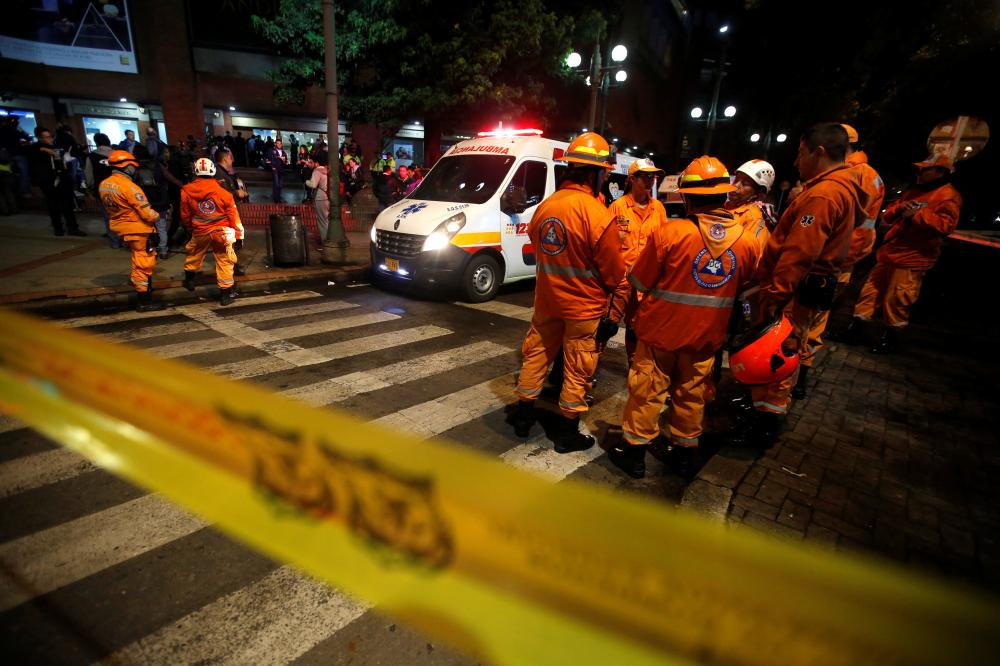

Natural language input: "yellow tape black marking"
[0,308,998,665]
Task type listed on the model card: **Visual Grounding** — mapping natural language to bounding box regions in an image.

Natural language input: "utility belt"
[797,273,838,311]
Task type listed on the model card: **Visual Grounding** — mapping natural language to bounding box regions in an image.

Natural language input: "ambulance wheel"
[461,254,501,302]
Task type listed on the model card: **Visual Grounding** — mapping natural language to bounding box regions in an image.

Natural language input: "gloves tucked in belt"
[595,317,620,345]
[145,233,158,253]
[233,239,243,252]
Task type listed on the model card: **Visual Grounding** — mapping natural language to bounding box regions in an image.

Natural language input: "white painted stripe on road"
[106,320,208,342]
[276,325,450,368]
[266,311,400,342]
[229,299,357,324]
[0,495,206,612]
[457,300,534,322]
[211,355,296,380]
[284,340,510,406]
[0,448,96,499]
[153,334,244,359]
[99,566,366,666]
[374,374,515,439]
[58,291,324,328]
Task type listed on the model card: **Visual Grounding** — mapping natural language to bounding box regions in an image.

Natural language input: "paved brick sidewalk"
[685,237,1000,594]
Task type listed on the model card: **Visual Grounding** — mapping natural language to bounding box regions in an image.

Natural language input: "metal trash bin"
[267,214,308,266]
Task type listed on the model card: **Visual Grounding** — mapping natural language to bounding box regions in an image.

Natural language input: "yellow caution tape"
[0,308,998,665]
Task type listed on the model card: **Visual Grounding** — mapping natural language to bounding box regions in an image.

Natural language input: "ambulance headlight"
[370,224,377,243]
[422,212,466,252]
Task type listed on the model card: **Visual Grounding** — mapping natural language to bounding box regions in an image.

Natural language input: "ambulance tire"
[461,254,501,303]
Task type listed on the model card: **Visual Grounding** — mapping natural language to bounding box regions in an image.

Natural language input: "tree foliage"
[252,0,596,129]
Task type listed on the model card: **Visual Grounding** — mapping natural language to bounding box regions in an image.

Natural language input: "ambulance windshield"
[409,155,516,205]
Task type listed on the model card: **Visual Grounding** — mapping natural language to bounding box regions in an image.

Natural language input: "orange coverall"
[854,182,961,327]
[101,172,161,293]
[752,165,866,414]
[610,192,669,360]
[181,177,244,289]
[622,210,760,448]
[515,182,628,417]
[800,151,885,366]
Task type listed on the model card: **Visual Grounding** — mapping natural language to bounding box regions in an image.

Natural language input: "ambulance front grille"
[376,230,424,257]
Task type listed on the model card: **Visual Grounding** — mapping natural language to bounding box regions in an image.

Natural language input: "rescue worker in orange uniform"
[744,123,867,448]
[845,154,961,353]
[181,157,244,306]
[794,124,885,397]
[610,156,761,479]
[610,158,668,364]
[511,132,627,453]
[727,159,778,255]
[100,149,165,312]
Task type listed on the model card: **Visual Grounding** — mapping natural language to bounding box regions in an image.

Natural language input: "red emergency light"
[477,127,543,138]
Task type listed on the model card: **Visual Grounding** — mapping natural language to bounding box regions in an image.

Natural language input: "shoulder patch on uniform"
[799,214,815,227]
[538,217,568,256]
[134,191,145,203]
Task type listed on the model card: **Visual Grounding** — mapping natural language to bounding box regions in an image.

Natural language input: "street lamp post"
[569,43,627,137]
[321,0,349,264]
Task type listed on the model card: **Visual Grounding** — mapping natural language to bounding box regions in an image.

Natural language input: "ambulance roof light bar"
[477,122,543,138]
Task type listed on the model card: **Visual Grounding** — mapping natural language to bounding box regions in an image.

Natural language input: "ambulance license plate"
[386,258,399,272]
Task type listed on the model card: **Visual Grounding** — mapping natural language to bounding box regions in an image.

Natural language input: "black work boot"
[791,366,810,399]
[747,410,782,449]
[871,327,899,355]
[830,317,864,345]
[553,414,595,454]
[135,290,165,313]
[648,437,703,480]
[608,443,647,479]
[511,400,536,438]
[182,270,197,291]
[219,286,236,306]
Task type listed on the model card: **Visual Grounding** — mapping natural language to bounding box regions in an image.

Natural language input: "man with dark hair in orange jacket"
[511,132,627,454]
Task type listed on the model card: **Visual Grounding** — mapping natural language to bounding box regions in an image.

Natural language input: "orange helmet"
[728,316,800,385]
[563,132,615,169]
[107,149,139,169]
[841,123,859,144]
[677,155,737,194]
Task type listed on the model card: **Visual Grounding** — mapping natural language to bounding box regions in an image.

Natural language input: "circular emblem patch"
[691,248,737,289]
[538,217,568,256]
[198,199,217,215]
[709,223,726,240]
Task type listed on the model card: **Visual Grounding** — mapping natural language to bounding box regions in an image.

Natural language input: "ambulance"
[370,127,636,302]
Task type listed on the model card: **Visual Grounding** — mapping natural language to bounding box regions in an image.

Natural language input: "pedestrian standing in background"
[29,126,85,236]
[267,139,288,203]
[510,132,627,453]
[289,134,299,165]
[119,129,137,154]
[306,153,331,242]
[843,154,960,354]
[85,132,119,247]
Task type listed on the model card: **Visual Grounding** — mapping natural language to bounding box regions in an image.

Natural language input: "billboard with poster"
[0,1,138,74]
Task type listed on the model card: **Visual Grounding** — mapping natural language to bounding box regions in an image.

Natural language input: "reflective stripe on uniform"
[559,399,587,409]
[515,385,542,398]
[622,430,654,446]
[193,215,227,223]
[648,289,735,309]
[860,218,877,230]
[628,272,649,293]
[672,435,699,446]
[537,264,595,279]
[753,401,787,414]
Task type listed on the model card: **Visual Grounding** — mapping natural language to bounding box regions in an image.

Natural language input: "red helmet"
[728,316,800,385]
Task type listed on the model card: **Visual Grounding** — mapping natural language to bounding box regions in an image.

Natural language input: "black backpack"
[88,152,113,189]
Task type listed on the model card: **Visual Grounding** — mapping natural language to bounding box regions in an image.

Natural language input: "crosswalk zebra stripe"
[152,334,247,359]
[229,299,358,324]
[0,448,95,499]
[283,340,512,406]
[0,495,206,613]
[106,320,208,342]
[58,291,325,328]
[99,566,367,666]
[374,374,514,439]
[456,300,534,322]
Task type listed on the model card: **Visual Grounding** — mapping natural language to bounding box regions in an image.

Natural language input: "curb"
[5,263,371,310]
[680,448,756,523]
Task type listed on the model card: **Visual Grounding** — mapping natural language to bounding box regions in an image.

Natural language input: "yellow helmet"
[563,132,615,169]
[841,124,859,144]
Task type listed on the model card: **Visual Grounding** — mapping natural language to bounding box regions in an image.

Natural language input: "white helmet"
[735,159,775,192]
[194,157,217,177]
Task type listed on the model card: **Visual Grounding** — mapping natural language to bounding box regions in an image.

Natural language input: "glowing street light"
[615,70,627,83]
[750,133,761,142]
[776,133,788,143]
[690,106,704,119]
[566,52,582,68]
[723,105,737,118]
[719,24,729,34]
[611,44,628,62]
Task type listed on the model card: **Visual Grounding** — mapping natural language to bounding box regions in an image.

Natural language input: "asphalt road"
[0,278,690,665]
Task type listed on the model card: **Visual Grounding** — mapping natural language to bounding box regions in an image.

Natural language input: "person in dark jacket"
[29,127,85,236]
[266,139,288,203]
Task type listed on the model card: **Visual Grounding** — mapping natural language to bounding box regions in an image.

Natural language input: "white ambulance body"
[369,128,635,302]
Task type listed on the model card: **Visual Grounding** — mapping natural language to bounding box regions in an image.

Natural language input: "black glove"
[595,317,620,345]
[146,233,157,253]
[234,239,244,252]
